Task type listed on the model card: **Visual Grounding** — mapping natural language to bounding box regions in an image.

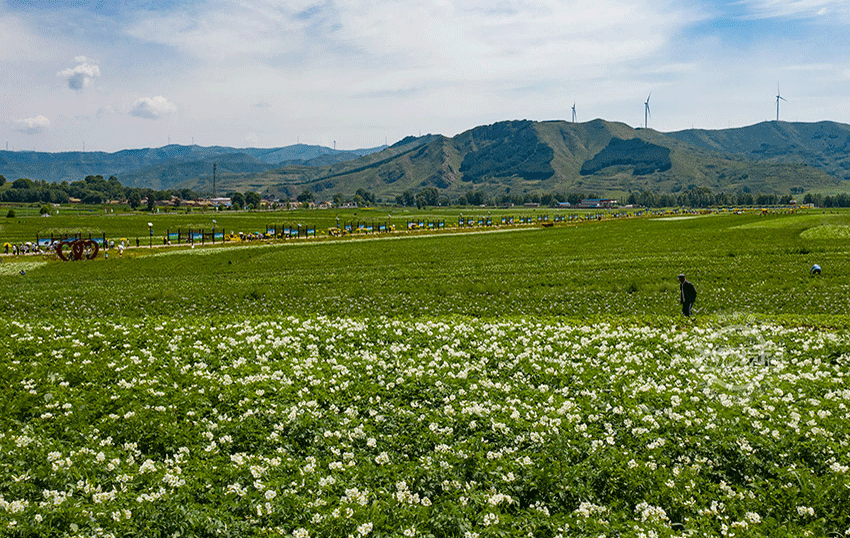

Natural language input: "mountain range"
[2,119,849,199]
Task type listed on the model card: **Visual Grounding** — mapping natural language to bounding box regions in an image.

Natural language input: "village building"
[576,198,618,209]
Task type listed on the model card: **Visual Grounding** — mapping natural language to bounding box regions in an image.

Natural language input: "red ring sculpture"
[56,239,99,261]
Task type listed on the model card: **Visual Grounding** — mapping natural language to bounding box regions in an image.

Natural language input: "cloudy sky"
[1,0,849,153]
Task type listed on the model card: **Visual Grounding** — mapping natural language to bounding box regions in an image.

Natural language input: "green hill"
[207,119,839,200]
[2,120,849,199]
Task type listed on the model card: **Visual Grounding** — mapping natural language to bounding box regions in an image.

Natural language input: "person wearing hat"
[678,274,697,317]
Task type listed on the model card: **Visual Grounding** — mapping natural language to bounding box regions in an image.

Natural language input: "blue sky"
[2,0,849,152]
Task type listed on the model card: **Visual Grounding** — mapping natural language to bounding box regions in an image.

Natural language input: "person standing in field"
[678,274,697,317]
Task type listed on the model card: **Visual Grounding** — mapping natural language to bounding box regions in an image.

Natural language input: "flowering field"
[2,211,850,537]
[2,316,849,537]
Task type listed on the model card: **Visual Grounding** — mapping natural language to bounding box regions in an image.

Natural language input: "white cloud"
[737,0,850,19]
[130,96,177,119]
[58,56,101,90]
[124,0,700,76]
[15,115,50,135]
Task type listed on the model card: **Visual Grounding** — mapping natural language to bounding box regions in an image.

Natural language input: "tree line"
[0,175,198,209]
[391,187,831,208]
[2,173,848,210]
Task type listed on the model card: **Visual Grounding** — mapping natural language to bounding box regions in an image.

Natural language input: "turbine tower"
[571,103,576,123]
[776,85,786,122]
[644,93,651,129]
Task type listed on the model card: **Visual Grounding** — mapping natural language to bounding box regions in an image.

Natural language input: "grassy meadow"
[1,208,849,537]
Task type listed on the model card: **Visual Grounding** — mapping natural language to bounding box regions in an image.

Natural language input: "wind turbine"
[571,103,576,123]
[776,85,786,122]
[644,93,651,129]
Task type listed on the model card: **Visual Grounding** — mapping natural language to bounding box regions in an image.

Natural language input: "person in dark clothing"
[678,274,696,317]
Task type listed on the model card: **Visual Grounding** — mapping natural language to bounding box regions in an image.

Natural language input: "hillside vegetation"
[2,120,849,199]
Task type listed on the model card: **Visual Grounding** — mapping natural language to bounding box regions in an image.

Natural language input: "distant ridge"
[2,120,849,197]
[0,144,386,191]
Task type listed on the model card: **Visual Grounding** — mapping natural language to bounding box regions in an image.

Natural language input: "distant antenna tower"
[644,93,652,129]
[776,85,786,121]
[572,103,576,123]
[333,140,336,151]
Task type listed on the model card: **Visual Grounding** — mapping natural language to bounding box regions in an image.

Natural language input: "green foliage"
[581,137,672,176]
[296,189,314,203]
[128,190,142,209]
[458,120,555,182]
[230,191,245,210]
[5,209,14,218]
[244,191,261,209]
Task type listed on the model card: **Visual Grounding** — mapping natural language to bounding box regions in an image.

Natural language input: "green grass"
[0,206,586,245]
[3,209,849,320]
[2,208,850,537]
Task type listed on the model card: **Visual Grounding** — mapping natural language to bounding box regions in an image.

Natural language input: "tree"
[82,190,105,204]
[128,190,142,209]
[355,188,375,205]
[107,176,124,200]
[245,191,261,209]
[398,190,415,207]
[333,193,345,207]
[147,196,156,212]
[11,178,35,190]
[40,205,51,215]
[0,175,6,186]
[296,190,314,204]
[230,192,245,210]
[6,209,15,218]
[415,188,439,208]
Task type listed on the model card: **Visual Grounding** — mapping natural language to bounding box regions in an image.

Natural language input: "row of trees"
[626,189,798,208]
[391,187,817,209]
[801,192,850,208]
[3,174,849,210]
[0,175,198,208]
